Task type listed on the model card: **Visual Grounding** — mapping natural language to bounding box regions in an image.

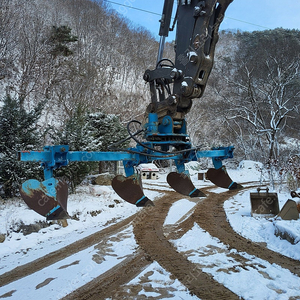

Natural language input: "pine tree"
[54,110,129,188]
[48,25,78,57]
[82,112,129,151]
[0,95,45,197]
[59,104,88,151]
[54,105,96,188]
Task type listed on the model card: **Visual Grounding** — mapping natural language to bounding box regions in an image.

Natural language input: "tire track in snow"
[132,191,240,300]
[0,214,136,288]
[192,188,300,277]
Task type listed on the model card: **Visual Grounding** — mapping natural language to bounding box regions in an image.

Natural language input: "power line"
[103,0,271,30]
[225,16,270,30]
[102,0,162,17]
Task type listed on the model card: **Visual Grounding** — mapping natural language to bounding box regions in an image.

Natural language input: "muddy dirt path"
[61,250,151,300]
[2,184,300,300]
[60,191,184,300]
[132,191,240,300]
[81,185,300,300]
[66,189,239,300]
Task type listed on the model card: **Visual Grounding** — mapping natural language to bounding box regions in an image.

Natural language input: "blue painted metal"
[145,114,189,144]
[18,147,234,164]
[20,178,62,217]
[46,205,61,217]
[18,145,235,179]
[135,195,147,206]
[21,178,57,198]
[189,187,197,196]
[146,113,158,134]
[210,146,234,169]
[68,151,135,162]
[158,115,173,134]
[17,113,236,179]
[174,159,187,174]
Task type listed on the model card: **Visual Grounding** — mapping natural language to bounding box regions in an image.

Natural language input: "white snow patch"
[224,189,300,260]
[0,225,138,300]
[1,161,300,299]
[164,199,196,225]
[122,261,198,300]
[172,223,300,300]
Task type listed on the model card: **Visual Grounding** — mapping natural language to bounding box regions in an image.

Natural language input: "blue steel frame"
[17,113,235,180]
[18,144,234,180]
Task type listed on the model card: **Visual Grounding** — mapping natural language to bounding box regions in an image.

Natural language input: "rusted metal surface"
[20,178,68,220]
[167,172,206,197]
[206,167,242,190]
[278,200,299,220]
[250,188,279,216]
[56,181,68,212]
[46,206,69,220]
[112,175,154,207]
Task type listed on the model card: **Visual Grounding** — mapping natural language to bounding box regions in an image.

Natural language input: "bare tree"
[214,29,300,165]
[0,0,21,81]
[0,0,166,136]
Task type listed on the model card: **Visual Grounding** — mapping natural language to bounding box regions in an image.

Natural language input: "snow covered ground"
[0,160,299,299]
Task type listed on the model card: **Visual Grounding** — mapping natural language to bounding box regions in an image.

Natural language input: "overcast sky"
[107,0,300,41]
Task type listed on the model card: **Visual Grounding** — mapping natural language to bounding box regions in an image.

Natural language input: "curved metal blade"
[112,174,154,207]
[20,178,68,219]
[206,167,243,190]
[167,172,206,197]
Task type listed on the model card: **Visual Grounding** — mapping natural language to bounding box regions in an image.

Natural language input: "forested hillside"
[198,29,300,164]
[0,0,158,125]
[1,0,300,196]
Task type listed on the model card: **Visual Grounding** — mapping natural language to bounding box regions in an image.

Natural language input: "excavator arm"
[144,0,232,122]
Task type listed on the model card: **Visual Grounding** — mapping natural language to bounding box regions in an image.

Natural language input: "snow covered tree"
[58,104,87,151]
[82,112,129,151]
[57,109,129,152]
[82,111,129,175]
[48,25,78,58]
[54,109,129,188]
[0,95,45,197]
[54,104,95,188]
[214,29,300,164]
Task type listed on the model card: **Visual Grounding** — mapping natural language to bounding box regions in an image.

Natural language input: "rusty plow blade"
[167,172,206,197]
[206,167,243,190]
[20,178,68,220]
[112,174,154,207]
